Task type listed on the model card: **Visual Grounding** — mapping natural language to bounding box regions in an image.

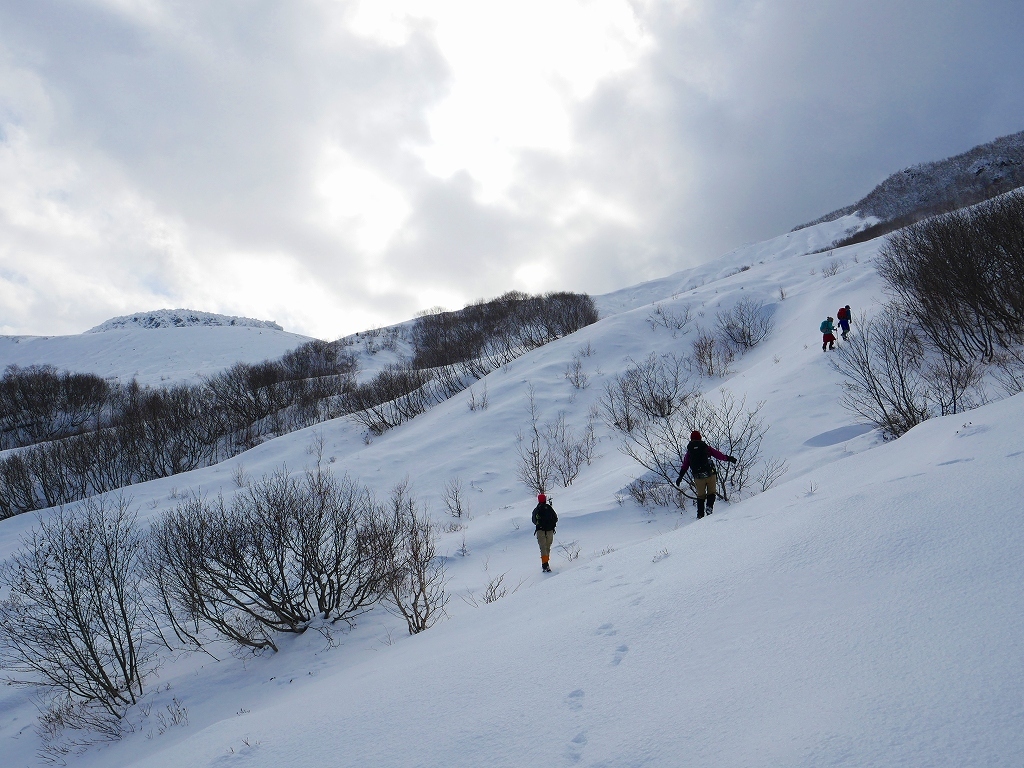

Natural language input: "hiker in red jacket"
[675,431,737,519]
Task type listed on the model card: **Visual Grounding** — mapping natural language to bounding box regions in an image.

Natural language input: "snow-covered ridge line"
[86,309,284,333]
[795,128,1024,230]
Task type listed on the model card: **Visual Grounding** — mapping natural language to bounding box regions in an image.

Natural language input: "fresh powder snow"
[0,215,1021,767]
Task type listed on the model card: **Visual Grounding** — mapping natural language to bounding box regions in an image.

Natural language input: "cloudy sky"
[1,1,1022,338]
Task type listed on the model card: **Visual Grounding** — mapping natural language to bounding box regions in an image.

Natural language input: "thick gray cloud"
[1,0,1022,337]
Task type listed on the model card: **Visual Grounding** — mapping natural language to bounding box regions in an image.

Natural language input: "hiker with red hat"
[531,493,558,572]
[674,431,737,519]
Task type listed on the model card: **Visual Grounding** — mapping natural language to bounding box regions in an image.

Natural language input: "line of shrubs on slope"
[830,191,1024,438]
[343,291,599,435]
[0,464,448,754]
[0,341,359,518]
[0,291,599,519]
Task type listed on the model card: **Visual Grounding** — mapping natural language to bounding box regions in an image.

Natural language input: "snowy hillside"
[1,214,1022,766]
[86,309,284,333]
[797,129,1024,229]
[0,326,312,386]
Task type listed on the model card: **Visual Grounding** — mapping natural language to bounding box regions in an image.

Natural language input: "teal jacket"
[820,319,835,334]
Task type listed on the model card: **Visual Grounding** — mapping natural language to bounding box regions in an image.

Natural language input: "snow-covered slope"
[86,309,284,333]
[86,394,1024,768]
[0,325,312,385]
[1,217,1022,766]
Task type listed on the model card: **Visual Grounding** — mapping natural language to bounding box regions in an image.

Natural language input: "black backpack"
[533,503,557,531]
[687,440,715,479]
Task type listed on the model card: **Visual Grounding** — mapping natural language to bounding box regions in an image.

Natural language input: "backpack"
[837,307,848,321]
[533,503,557,531]
[687,440,715,479]
[820,320,831,333]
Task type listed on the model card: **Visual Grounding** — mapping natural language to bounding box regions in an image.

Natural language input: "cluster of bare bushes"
[600,354,785,510]
[515,386,599,494]
[0,466,447,747]
[643,297,774,380]
[833,193,1024,438]
[680,297,775,379]
[346,292,599,436]
[0,340,358,519]
[412,291,599,371]
[878,192,1024,362]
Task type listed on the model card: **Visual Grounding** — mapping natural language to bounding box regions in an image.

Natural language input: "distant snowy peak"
[86,309,284,333]
[796,129,1024,230]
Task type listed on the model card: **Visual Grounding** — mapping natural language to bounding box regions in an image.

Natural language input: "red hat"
[690,430,701,441]
[537,494,546,503]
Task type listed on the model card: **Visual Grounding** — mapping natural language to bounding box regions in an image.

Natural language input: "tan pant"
[536,530,554,562]
[694,475,717,500]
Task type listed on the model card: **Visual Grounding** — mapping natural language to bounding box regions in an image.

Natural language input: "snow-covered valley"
[1,213,1022,767]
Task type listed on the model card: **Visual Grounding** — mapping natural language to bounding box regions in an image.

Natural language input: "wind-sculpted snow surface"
[0,215,1022,766]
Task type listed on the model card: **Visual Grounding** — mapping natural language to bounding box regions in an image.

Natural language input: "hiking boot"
[542,562,552,573]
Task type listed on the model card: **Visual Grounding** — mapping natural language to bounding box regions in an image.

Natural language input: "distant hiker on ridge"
[675,431,737,519]
[836,305,852,341]
[820,316,836,351]
[532,494,558,572]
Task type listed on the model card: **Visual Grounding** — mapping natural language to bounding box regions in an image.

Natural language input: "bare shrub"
[461,572,525,607]
[565,357,588,389]
[384,483,449,634]
[600,353,697,432]
[627,476,682,510]
[757,457,789,492]
[690,327,735,377]
[924,348,986,416]
[544,412,598,487]
[467,381,489,411]
[647,304,693,334]
[557,540,581,561]
[515,386,556,494]
[147,467,393,653]
[443,477,469,519]
[821,258,845,277]
[0,496,156,731]
[154,697,189,735]
[715,297,775,351]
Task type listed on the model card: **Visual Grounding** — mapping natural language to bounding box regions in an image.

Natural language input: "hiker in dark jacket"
[837,305,852,341]
[675,431,737,519]
[531,494,557,572]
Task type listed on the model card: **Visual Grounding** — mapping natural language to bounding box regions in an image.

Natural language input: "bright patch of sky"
[351,0,651,205]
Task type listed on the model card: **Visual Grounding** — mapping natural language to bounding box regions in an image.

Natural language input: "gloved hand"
[728,456,738,463]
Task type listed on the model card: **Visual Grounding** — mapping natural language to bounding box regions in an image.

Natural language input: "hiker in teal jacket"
[820,317,836,352]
